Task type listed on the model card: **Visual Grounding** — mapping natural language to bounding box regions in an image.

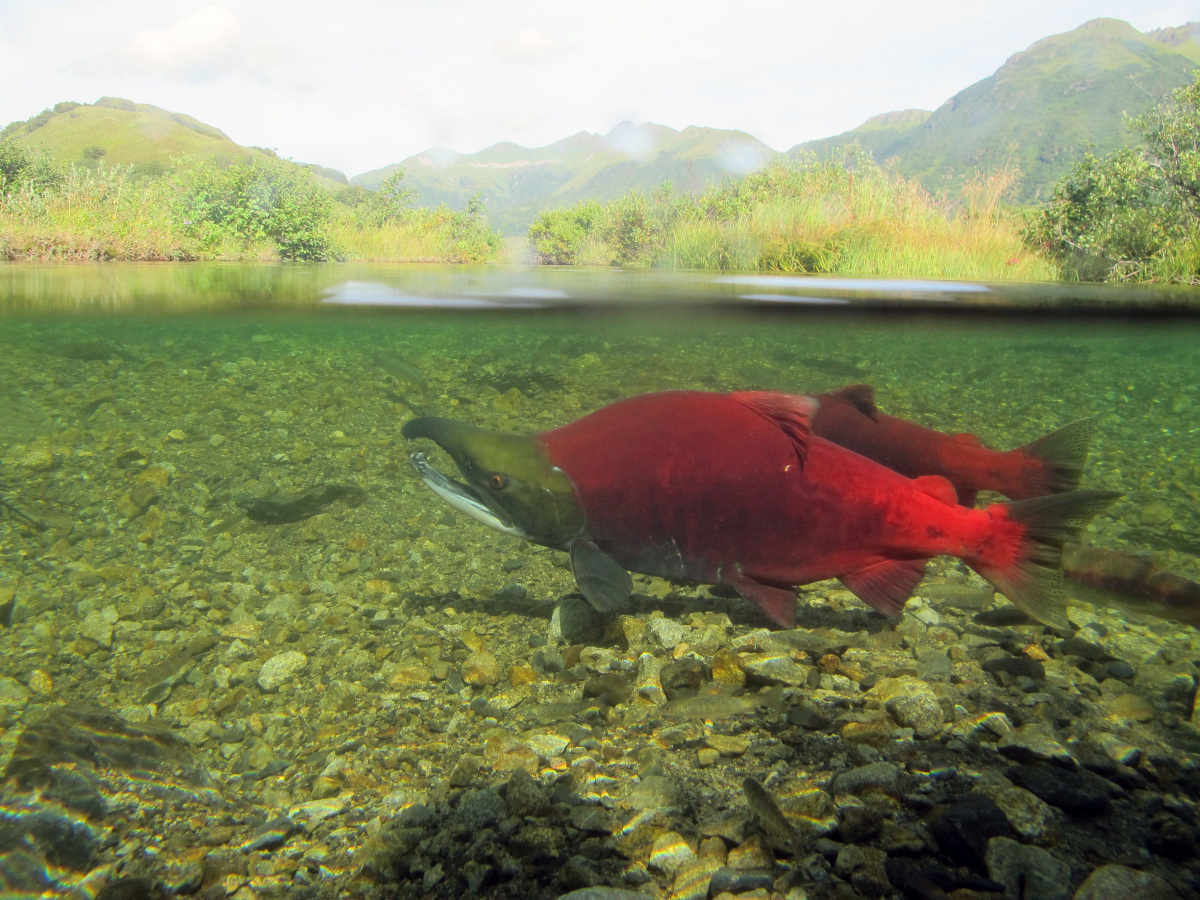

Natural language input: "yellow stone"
[711,647,746,687]
[1104,692,1155,724]
[509,663,538,686]
[137,466,172,487]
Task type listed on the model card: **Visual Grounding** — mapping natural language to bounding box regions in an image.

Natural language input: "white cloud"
[121,5,242,77]
[494,29,557,63]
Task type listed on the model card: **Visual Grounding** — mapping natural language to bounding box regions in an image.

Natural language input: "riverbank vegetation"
[0,150,502,263]
[1025,72,1199,284]
[527,148,1054,281]
[3,71,1196,280]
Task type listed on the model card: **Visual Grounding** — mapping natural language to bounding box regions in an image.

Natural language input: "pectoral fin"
[570,540,632,614]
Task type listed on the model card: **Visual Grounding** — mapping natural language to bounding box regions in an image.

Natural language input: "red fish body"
[538,390,1105,627]
[812,384,1095,505]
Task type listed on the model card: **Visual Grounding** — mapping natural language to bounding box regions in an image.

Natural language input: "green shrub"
[352,169,416,228]
[82,145,107,161]
[0,140,62,194]
[528,200,602,264]
[1028,71,1200,283]
[175,156,335,260]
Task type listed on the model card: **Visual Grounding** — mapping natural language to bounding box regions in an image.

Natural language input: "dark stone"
[1151,815,1199,861]
[1070,740,1121,776]
[838,806,884,843]
[982,656,1046,681]
[1007,764,1113,814]
[787,704,831,730]
[1104,661,1135,680]
[396,803,435,830]
[659,659,708,700]
[559,855,603,890]
[929,794,1013,870]
[710,866,774,894]
[455,789,508,831]
[1056,638,1110,661]
[829,762,900,796]
[582,673,634,706]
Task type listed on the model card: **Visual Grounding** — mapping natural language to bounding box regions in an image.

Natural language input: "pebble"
[740,653,809,686]
[288,795,349,827]
[645,617,688,651]
[829,761,900,796]
[648,831,694,876]
[257,650,308,691]
[461,650,500,687]
[930,794,1013,869]
[871,676,945,737]
[549,597,604,645]
[998,723,1076,768]
[1073,865,1182,900]
[987,837,1071,900]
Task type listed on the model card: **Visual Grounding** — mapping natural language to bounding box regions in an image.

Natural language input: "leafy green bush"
[175,156,335,260]
[445,193,503,262]
[1028,71,1200,282]
[0,140,62,194]
[528,200,602,264]
[352,169,416,228]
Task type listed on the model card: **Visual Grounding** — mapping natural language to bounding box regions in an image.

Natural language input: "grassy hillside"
[2,97,348,191]
[795,18,1200,203]
[351,122,777,235]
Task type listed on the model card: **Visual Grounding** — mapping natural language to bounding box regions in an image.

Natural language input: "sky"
[0,1,1195,178]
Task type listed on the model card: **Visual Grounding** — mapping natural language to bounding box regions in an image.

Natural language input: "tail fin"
[973,490,1121,629]
[1011,416,1099,496]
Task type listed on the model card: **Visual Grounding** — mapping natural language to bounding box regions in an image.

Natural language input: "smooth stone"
[257,650,308,691]
[648,831,694,877]
[1073,864,1182,900]
[462,650,501,687]
[645,617,688,650]
[627,775,680,810]
[549,597,604,646]
[741,653,809,687]
[992,786,1055,841]
[983,656,1046,681]
[930,794,1013,869]
[830,761,900,796]
[288,795,348,826]
[1006,764,1112,814]
[871,676,945,738]
[709,866,773,895]
[526,733,570,759]
[987,837,1070,900]
[998,723,1076,768]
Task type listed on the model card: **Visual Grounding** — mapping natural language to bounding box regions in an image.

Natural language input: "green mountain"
[795,18,1200,202]
[350,122,776,234]
[2,97,348,189]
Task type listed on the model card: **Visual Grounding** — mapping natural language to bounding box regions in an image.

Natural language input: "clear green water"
[1,263,1199,899]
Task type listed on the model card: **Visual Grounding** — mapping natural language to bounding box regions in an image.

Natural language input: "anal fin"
[725,573,797,627]
[570,540,632,614]
[839,558,928,617]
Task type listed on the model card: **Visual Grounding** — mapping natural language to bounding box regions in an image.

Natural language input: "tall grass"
[530,151,1058,281]
[0,151,504,263]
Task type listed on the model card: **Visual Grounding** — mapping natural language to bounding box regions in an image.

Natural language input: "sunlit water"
[1,264,1199,900]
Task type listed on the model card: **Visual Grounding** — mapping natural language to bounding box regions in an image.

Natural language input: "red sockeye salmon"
[813,384,1097,506]
[403,390,1118,629]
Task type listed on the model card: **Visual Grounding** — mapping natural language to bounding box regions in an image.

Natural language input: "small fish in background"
[742,777,800,857]
[236,484,367,524]
[374,351,429,416]
[1060,543,1200,627]
[813,383,1097,506]
[373,351,429,391]
[403,390,1117,629]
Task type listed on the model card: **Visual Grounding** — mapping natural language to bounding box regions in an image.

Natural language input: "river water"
[1,264,1199,900]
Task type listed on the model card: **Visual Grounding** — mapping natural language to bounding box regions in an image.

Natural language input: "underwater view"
[2,264,1200,900]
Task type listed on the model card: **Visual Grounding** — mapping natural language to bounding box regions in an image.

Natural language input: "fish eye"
[488,474,508,490]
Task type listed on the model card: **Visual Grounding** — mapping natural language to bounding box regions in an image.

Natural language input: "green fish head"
[402,416,584,548]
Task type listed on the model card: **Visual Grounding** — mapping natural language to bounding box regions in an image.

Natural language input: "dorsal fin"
[914,475,958,506]
[827,384,878,421]
[731,391,817,467]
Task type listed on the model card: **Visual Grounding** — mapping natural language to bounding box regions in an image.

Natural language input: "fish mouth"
[407,452,529,539]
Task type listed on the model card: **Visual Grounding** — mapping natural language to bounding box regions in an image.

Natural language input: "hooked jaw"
[407,451,528,538]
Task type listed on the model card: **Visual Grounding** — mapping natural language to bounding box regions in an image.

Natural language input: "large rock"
[257,650,308,691]
[1073,865,1181,900]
